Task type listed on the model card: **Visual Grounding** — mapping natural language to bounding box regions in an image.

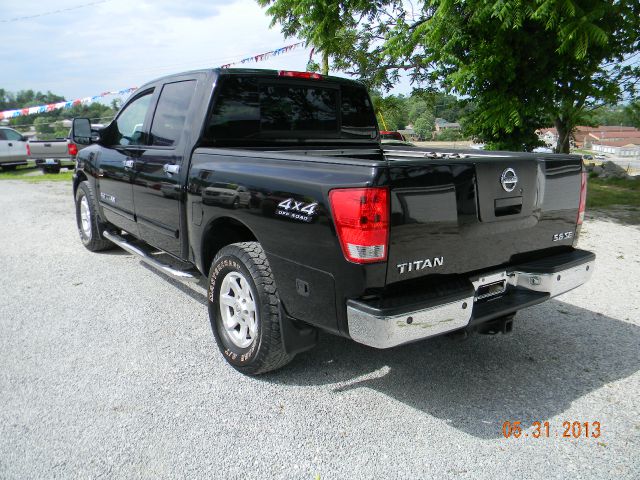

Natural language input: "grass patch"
[587,177,640,209]
[0,164,73,183]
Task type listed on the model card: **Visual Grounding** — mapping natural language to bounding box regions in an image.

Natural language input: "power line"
[0,0,111,23]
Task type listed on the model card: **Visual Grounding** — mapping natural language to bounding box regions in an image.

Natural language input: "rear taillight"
[577,171,587,225]
[68,143,78,156]
[26,143,31,157]
[278,70,323,80]
[329,187,389,263]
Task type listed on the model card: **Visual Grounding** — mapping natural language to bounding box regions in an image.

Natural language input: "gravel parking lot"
[1,181,639,479]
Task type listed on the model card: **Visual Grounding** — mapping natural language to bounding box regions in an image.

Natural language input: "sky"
[0,0,412,105]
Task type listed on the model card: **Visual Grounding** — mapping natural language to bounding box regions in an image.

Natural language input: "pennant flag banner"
[0,41,306,121]
[219,41,305,69]
[0,88,137,121]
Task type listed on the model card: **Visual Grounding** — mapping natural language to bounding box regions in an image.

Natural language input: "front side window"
[4,129,23,141]
[150,80,196,147]
[114,91,153,146]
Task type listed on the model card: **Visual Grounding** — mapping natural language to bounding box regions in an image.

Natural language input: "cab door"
[3,128,28,163]
[0,130,9,163]
[97,90,154,236]
[132,79,198,257]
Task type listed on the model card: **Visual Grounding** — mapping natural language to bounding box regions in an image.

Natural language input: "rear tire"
[75,181,114,251]
[43,165,61,174]
[208,242,294,375]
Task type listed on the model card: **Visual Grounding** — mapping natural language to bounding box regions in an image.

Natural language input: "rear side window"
[150,80,196,147]
[341,85,376,131]
[0,130,6,140]
[206,75,377,144]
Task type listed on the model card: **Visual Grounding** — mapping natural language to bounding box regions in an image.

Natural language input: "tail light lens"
[68,143,78,156]
[26,143,31,157]
[577,171,587,225]
[329,187,389,263]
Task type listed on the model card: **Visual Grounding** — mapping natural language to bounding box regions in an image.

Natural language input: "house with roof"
[434,118,461,132]
[537,125,640,154]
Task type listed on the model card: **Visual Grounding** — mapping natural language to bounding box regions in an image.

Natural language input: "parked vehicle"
[0,127,29,170]
[28,137,78,173]
[380,130,405,141]
[202,182,251,208]
[71,68,595,375]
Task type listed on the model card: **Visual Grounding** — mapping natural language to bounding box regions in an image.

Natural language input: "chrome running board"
[103,231,200,283]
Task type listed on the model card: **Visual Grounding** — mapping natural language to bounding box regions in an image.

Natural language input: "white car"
[202,182,251,209]
[0,127,29,170]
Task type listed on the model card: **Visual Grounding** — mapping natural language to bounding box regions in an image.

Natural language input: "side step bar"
[103,231,200,283]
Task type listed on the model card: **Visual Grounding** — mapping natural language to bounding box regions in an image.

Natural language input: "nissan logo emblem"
[500,168,518,192]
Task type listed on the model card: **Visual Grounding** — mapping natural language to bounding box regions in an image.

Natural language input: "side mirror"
[71,118,93,145]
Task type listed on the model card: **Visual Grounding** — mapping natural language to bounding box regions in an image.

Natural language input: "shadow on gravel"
[138,262,640,439]
[587,208,640,226]
[266,299,640,439]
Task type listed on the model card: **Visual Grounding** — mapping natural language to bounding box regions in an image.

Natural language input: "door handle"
[8,142,12,147]
[123,159,135,169]
[163,164,180,175]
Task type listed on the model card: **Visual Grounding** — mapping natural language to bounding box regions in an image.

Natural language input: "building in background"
[434,118,461,133]
[537,125,640,156]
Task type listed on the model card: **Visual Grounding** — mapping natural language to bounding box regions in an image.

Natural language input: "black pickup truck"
[71,68,594,375]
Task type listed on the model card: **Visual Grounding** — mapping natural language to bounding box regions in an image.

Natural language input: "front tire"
[75,181,114,251]
[208,242,294,375]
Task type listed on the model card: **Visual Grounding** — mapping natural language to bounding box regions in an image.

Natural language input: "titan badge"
[397,257,444,274]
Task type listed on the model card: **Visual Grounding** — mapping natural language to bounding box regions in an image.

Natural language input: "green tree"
[435,129,464,141]
[625,102,640,128]
[371,93,407,130]
[34,117,54,139]
[259,0,639,152]
[256,0,373,74]
[413,114,435,140]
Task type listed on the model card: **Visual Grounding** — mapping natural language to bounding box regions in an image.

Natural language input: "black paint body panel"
[73,68,587,340]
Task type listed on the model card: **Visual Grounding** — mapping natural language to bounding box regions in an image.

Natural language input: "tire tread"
[210,241,293,374]
[76,181,114,252]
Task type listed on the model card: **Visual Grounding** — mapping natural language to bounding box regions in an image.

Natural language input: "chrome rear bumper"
[347,249,595,349]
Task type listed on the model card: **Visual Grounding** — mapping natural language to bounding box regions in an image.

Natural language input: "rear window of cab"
[205,75,377,144]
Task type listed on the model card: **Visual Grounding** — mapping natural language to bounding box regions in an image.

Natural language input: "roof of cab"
[139,68,367,90]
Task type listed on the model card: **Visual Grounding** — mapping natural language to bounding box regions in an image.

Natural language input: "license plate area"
[471,271,508,302]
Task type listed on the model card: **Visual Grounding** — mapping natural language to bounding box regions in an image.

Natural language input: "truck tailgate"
[28,140,69,159]
[384,150,583,285]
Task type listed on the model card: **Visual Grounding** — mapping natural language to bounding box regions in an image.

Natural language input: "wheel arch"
[73,170,88,195]
[200,216,258,274]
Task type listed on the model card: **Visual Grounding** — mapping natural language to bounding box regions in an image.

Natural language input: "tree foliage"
[259,0,639,152]
[370,91,472,139]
